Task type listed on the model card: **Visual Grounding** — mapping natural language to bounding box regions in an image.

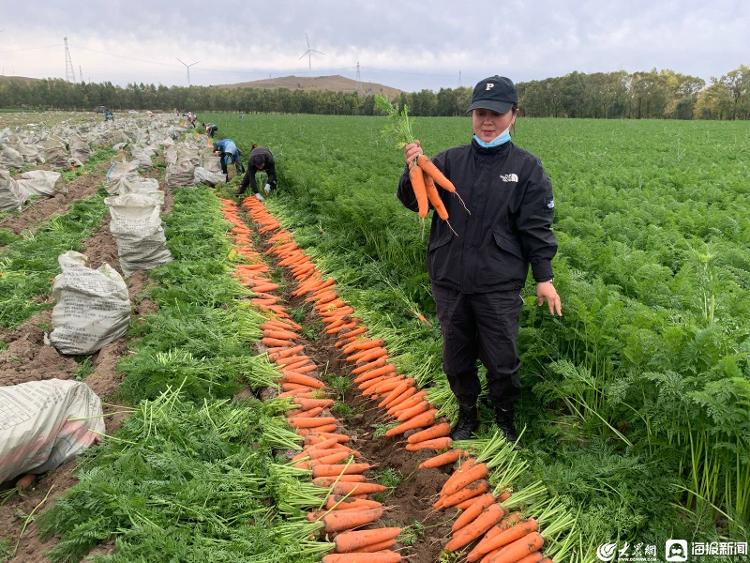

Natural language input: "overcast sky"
[0,0,748,91]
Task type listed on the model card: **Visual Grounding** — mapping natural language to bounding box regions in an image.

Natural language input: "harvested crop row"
[236,195,575,563]
[221,198,403,563]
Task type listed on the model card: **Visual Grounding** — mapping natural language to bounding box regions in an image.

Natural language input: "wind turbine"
[176,58,199,86]
[299,34,324,72]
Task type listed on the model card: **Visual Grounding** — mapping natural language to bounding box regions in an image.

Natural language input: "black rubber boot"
[451,403,479,440]
[494,406,519,444]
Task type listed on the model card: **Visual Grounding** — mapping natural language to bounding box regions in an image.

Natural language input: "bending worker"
[237,144,277,201]
[213,138,244,181]
[397,75,562,444]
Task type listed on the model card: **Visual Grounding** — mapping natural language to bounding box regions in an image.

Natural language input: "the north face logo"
[499,173,518,182]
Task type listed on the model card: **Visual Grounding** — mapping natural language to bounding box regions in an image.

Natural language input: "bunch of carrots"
[224,196,553,562]
[221,198,402,563]
[375,94,468,232]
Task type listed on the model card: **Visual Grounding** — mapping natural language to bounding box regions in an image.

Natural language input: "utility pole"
[78,65,84,83]
[176,58,199,86]
[64,37,75,82]
[356,61,361,91]
[458,70,462,88]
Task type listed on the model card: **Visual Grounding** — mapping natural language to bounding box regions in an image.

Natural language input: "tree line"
[0,66,748,119]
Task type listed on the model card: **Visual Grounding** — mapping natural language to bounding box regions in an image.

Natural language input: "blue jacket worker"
[213,139,245,180]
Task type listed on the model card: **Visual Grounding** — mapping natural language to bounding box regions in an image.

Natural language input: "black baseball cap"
[467,75,518,114]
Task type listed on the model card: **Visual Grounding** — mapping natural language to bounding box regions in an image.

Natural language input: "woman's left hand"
[536,281,562,316]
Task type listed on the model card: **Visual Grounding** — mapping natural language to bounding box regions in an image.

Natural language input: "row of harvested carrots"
[221,197,402,563]
[231,196,552,563]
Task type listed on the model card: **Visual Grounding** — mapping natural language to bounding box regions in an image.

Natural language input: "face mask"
[473,127,511,148]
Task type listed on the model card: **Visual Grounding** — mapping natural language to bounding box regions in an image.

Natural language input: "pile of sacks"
[165,136,225,188]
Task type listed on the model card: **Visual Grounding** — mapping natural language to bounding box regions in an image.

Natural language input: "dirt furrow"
[237,200,457,563]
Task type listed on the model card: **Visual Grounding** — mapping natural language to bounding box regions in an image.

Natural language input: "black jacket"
[397,138,557,293]
[240,147,277,192]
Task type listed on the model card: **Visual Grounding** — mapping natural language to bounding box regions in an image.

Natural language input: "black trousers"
[432,284,523,410]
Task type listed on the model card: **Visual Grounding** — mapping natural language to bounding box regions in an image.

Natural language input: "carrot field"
[207,113,750,550]
[1,112,748,563]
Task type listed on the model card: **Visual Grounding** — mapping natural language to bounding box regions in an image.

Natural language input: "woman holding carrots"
[397,75,562,443]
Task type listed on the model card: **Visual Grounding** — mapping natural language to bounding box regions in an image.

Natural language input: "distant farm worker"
[202,122,218,137]
[237,144,277,201]
[397,75,562,444]
[213,138,245,181]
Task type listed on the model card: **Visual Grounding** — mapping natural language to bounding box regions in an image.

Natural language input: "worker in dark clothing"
[202,122,218,138]
[237,145,277,201]
[397,75,562,444]
[213,139,245,181]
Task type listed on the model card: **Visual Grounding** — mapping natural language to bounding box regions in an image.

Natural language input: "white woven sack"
[106,193,172,276]
[0,379,105,483]
[48,251,131,355]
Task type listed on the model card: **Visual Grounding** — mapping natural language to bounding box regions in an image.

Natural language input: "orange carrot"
[312,463,372,478]
[298,424,339,435]
[386,390,426,415]
[395,401,430,422]
[445,504,504,552]
[405,437,453,451]
[436,480,489,509]
[383,387,418,411]
[352,357,387,376]
[440,463,489,498]
[384,409,437,437]
[349,539,397,553]
[290,406,325,419]
[324,551,402,562]
[326,482,388,496]
[323,507,384,533]
[262,328,297,340]
[409,164,429,219]
[424,174,450,221]
[368,377,405,396]
[283,372,325,389]
[467,519,538,562]
[305,433,350,445]
[262,336,295,348]
[419,449,465,469]
[452,494,496,533]
[486,532,544,563]
[294,398,335,410]
[314,476,368,486]
[326,497,383,511]
[333,528,402,553]
[379,381,411,408]
[513,552,543,563]
[343,339,384,354]
[288,416,338,429]
[498,489,512,503]
[407,422,451,444]
[355,365,397,385]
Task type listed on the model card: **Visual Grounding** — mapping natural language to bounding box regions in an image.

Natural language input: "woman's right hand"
[404,141,423,168]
